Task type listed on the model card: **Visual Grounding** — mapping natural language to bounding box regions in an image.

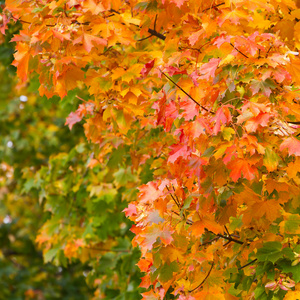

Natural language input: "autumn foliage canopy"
[4,0,300,299]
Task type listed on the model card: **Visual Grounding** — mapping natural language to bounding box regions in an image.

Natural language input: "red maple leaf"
[199,58,221,80]
[123,203,137,217]
[141,59,155,78]
[65,112,82,130]
[168,144,191,164]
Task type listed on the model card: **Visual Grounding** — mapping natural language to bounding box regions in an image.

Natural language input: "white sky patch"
[20,95,28,102]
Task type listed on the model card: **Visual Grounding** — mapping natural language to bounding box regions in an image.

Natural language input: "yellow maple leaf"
[284,290,300,300]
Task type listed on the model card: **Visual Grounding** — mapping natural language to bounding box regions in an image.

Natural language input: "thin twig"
[230,43,249,58]
[160,70,212,113]
[138,34,153,42]
[216,233,247,245]
[171,210,193,225]
[154,14,158,29]
[189,262,215,292]
[172,185,181,207]
[202,2,225,12]
[167,186,181,208]
[265,45,273,58]
[238,259,257,270]
[223,240,232,247]
[224,225,231,237]
[200,236,220,246]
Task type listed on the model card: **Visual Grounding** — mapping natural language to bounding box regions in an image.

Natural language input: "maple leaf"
[211,106,232,135]
[73,33,106,52]
[244,113,271,133]
[123,203,137,217]
[227,159,257,181]
[280,137,300,156]
[199,58,221,80]
[234,32,262,57]
[170,0,188,8]
[138,182,163,204]
[141,290,158,300]
[287,58,300,86]
[213,34,232,48]
[188,29,204,46]
[65,111,82,130]
[250,79,276,97]
[141,224,173,253]
[179,100,198,121]
[218,8,251,26]
[141,59,155,78]
[12,42,31,81]
[168,144,191,164]
[136,258,152,272]
[52,29,71,41]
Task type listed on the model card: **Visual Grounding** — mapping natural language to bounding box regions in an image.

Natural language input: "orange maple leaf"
[228,159,257,181]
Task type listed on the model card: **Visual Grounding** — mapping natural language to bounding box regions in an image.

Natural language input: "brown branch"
[223,240,232,247]
[160,70,213,113]
[147,28,166,40]
[200,236,220,246]
[189,261,215,292]
[171,210,193,225]
[216,233,248,245]
[202,2,225,12]
[230,43,249,58]
[138,34,153,42]
[172,185,181,207]
[154,14,158,29]
[167,186,181,209]
[265,45,273,58]
[224,225,231,237]
[287,121,300,125]
[238,259,257,270]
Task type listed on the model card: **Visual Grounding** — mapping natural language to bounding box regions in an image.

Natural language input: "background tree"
[0,3,142,299]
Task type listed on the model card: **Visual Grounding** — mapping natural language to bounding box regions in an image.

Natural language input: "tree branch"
[224,225,231,237]
[171,210,193,225]
[202,2,225,12]
[200,236,220,246]
[167,186,181,208]
[147,28,166,40]
[230,43,249,58]
[216,233,248,245]
[238,259,257,270]
[160,70,213,113]
[189,261,215,292]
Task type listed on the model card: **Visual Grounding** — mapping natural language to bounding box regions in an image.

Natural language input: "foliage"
[0,7,142,299]
[4,0,300,299]
[0,57,95,298]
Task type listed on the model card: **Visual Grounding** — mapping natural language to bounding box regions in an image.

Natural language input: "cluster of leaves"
[5,0,300,299]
